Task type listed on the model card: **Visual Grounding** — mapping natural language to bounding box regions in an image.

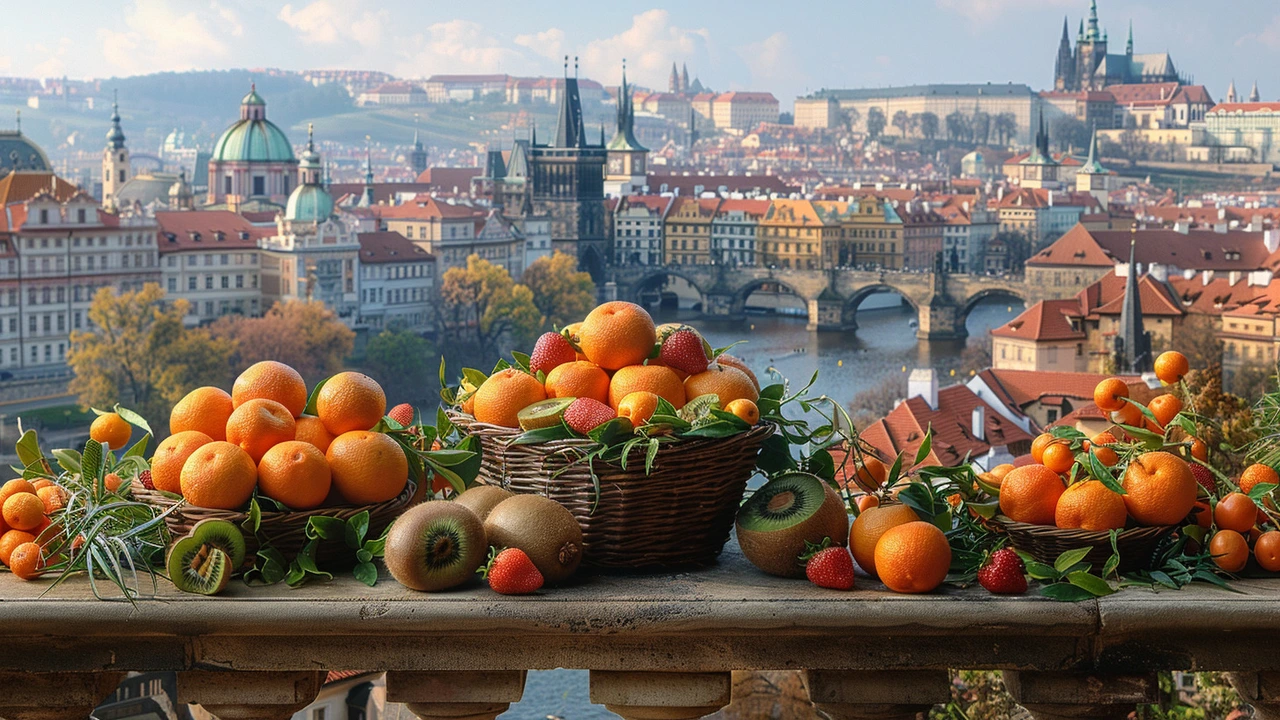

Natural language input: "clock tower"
[605,61,648,198]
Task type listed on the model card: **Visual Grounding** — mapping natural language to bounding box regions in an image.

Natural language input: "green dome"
[241,87,266,106]
[212,119,295,163]
[285,183,333,223]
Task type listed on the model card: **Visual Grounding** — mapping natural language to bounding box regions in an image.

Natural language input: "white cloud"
[395,20,526,77]
[0,55,11,73]
[98,0,239,76]
[210,1,243,38]
[574,10,713,90]
[277,0,387,47]
[514,28,567,64]
[29,39,74,78]
[734,32,803,92]
[1237,15,1280,49]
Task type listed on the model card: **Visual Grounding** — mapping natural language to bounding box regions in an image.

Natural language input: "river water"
[496,296,1022,719]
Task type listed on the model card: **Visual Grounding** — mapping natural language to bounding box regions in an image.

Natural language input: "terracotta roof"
[976,369,1149,413]
[648,173,797,197]
[616,195,671,215]
[1050,401,1110,427]
[154,210,269,252]
[1107,82,1183,106]
[357,231,433,264]
[1028,224,1276,271]
[1026,224,1114,266]
[0,172,79,206]
[374,196,481,221]
[666,196,721,219]
[715,198,770,217]
[1209,102,1280,114]
[991,299,1086,341]
[413,167,484,189]
[1075,271,1183,317]
[858,385,1035,468]
[1166,274,1265,315]
[714,92,778,103]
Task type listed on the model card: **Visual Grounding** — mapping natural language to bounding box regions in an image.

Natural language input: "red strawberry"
[563,397,616,435]
[531,332,577,375]
[977,548,1027,595]
[658,329,710,375]
[802,543,855,590]
[1190,462,1216,495]
[138,469,154,490]
[388,403,414,426]
[481,548,544,595]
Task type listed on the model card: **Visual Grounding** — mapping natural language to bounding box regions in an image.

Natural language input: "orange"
[316,371,387,436]
[1215,492,1258,533]
[151,430,214,494]
[29,479,54,492]
[7,542,44,580]
[1030,433,1056,464]
[1041,443,1076,475]
[225,398,297,464]
[608,364,686,410]
[104,473,123,493]
[1239,463,1280,494]
[1255,530,1280,572]
[1147,394,1183,428]
[846,455,887,493]
[1189,438,1208,462]
[179,441,258,510]
[232,360,308,417]
[989,464,1015,482]
[544,361,611,404]
[1093,378,1129,413]
[715,354,760,392]
[1121,451,1197,526]
[1055,480,1127,531]
[873,521,952,594]
[0,512,7,536]
[1191,500,1213,529]
[1154,351,1190,385]
[90,412,132,450]
[725,398,759,425]
[473,368,547,428]
[855,494,879,512]
[684,364,758,407]
[295,415,337,454]
[2,493,43,531]
[258,441,332,510]
[459,377,478,415]
[999,464,1066,526]
[1209,529,1249,573]
[1111,402,1144,428]
[1090,431,1119,467]
[563,322,588,361]
[647,358,690,382]
[170,386,234,441]
[326,431,409,504]
[577,301,657,371]
[616,391,660,426]
[36,486,64,515]
[0,479,36,506]
[849,503,919,577]
[0,530,35,565]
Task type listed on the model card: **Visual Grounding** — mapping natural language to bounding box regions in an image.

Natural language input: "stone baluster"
[177,670,324,720]
[385,670,526,720]
[802,669,950,720]
[1003,671,1157,720]
[0,671,123,720]
[589,670,732,720]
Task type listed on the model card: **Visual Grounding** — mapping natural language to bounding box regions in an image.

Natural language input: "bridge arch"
[959,287,1028,327]
[729,277,811,316]
[625,269,709,310]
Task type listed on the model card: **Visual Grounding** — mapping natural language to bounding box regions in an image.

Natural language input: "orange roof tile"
[991,299,1086,341]
[857,385,1035,468]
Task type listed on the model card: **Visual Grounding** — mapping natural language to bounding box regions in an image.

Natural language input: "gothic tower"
[102,90,129,211]
[1054,17,1074,91]
[669,63,679,93]
[1074,0,1108,91]
[409,120,428,177]
[1226,79,1237,103]
[1114,226,1151,373]
[605,60,649,197]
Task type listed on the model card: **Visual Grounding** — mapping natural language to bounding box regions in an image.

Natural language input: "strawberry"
[563,397,616,435]
[531,332,577,375]
[1190,462,1216,495]
[801,542,855,590]
[658,329,710,375]
[388,403,414,426]
[138,469,154,490]
[481,547,544,595]
[977,547,1027,595]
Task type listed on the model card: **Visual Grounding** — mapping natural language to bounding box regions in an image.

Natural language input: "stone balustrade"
[0,544,1276,720]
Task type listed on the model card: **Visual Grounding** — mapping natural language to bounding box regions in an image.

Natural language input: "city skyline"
[4,0,1280,107]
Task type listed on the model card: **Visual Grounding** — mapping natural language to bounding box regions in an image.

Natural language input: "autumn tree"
[521,251,596,330]
[438,254,541,365]
[68,284,235,430]
[210,300,354,385]
[364,329,435,406]
[865,107,886,140]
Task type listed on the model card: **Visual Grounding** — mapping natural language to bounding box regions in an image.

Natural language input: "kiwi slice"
[679,393,721,423]
[188,518,247,569]
[384,502,486,591]
[455,485,515,523]
[483,494,583,585]
[518,397,575,430]
[735,472,850,578]
[167,534,232,595]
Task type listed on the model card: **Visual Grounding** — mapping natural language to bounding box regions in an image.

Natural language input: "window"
[1047,408,1059,422]
[39,209,48,224]
[77,209,86,223]
[167,278,177,292]
[188,277,197,291]
[221,276,229,289]
[205,276,213,290]
[252,176,265,196]
[224,176,232,194]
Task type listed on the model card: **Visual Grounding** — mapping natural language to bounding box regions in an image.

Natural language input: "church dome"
[285,183,333,223]
[211,85,295,164]
[0,130,51,176]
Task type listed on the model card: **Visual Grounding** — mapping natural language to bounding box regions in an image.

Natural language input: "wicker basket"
[130,479,419,567]
[998,519,1176,573]
[448,410,774,570]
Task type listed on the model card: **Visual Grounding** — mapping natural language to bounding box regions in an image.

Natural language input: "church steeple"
[1125,20,1133,55]
[1055,16,1074,91]
[362,137,374,206]
[669,62,679,93]
[1085,0,1101,41]
[1115,224,1151,373]
[102,89,130,211]
[106,90,126,150]
[1226,79,1237,103]
[1250,80,1261,103]
[409,112,428,176]
[553,55,590,149]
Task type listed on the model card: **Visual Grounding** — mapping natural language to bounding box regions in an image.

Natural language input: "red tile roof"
[714,92,779,103]
[991,299,1086,341]
[858,385,1035,468]
[1107,82,1182,106]
[154,210,269,253]
[976,369,1149,413]
[1209,102,1280,114]
[716,198,770,217]
[1028,224,1277,271]
[0,172,80,206]
[1074,271,1183,318]
[413,167,484,189]
[374,196,481,221]
[357,231,433,264]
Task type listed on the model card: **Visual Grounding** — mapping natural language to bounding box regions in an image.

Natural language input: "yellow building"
[663,197,720,265]
[758,199,831,270]
[838,195,904,269]
[991,300,1088,372]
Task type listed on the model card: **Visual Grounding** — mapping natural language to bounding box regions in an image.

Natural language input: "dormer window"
[77,209,86,224]
[39,209,48,225]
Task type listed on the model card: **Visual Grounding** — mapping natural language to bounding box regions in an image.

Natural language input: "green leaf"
[15,429,44,472]
[645,437,661,474]
[1054,547,1093,574]
[1149,570,1180,590]
[512,424,576,445]
[756,434,798,476]
[709,408,751,430]
[589,417,636,445]
[1087,450,1127,495]
[511,351,531,372]
[81,438,105,489]
[759,383,785,402]
[802,448,836,482]
[243,498,262,534]
[306,515,346,541]
[913,428,933,467]
[648,413,691,432]
[295,544,332,580]
[353,561,378,587]
[680,420,746,439]
[303,376,332,416]
[898,482,936,523]
[461,367,489,390]
[112,405,153,436]
[1248,483,1278,501]
[1039,583,1096,602]
[883,451,905,489]
[423,448,477,466]
[285,561,307,587]
[356,548,373,564]
[51,448,82,474]
[491,358,511,373]
[123,433,151,459]
[1117,423,1165,450]
[363,534,387,558]
[967,499,1000,519]
[1171,414,1199,438]
[1067,571,1115,596]
[1025,561,1060,581]
[1049,426,1087,441]
[345,511,370,549]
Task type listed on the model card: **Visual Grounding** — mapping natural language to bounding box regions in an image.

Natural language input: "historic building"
[207,85,298,211]
[1053,1,1182,92]
[356,230,436,332]
[604,64,648,198]
[102,94,130,211]
[155,210,268,326]
[0,116,50,177]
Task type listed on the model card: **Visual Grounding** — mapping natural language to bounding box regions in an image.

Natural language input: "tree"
[841,107,861,134]
[521,251,596,331]
[848,372,907,429]
[971,111,991,145]
[210,300,355,385]
[945,110,969,143]
[1051,116,1089,153]
[891,109,910,138]
[68,284,235,431]
[992,113,1017,147]
[1177,365,1256,475]
[364,329,435,406]
[1170,314,1222,372]
[865,107,886,140]
[993,231,1031,273]
[918,112,940,142]
[438,254,541,365]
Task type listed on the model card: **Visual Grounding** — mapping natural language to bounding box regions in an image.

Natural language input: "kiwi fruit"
[455,485,515,522]
[189,518,247,569]
[517,397,575,430]
[679,393,721,423]
[483,495,584,584]
[384,501,486,591]
[167,534,232,595]
[735,472,850,578]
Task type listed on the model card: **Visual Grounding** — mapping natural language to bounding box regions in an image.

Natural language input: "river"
[495,295,1022,719]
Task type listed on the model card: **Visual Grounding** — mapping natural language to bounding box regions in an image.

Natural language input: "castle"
[1053,0,1183,92]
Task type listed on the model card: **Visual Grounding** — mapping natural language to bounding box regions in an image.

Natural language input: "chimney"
[1266,229,1280,253]
[1250,214,1265,232]
[907,368,939,410]
[1214,222,1228,234]
[1149,263,1168,282]
[1048,191,1055,207]
[1174,219,1189,234]
[972,405,986,441]
[1229,270,1241,285]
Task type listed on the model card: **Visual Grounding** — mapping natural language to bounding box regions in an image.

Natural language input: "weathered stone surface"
[386,670,526,720]
[0,671,123,720]
[1004,671,1157,720]
[590,671,731,720]
[177,670,323,720]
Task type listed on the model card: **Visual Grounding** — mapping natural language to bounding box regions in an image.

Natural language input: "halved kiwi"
[518,397,576,431]
[167,534,232,595]
[735,472,849,578]
[189,518,247,569]
[384,502,486,591]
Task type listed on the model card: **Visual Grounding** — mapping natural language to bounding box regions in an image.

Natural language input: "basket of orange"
[445,301,775,571]
[131,362,424,567]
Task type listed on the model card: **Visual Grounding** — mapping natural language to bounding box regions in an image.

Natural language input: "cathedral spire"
[1115,224,1151,373]
[1055,16,1074,90]
[1226,79,1237,103]
[1086,0,1100,40]
[669,62,679,92]
[1126,20,1133,55]
[1250,80,1261,103]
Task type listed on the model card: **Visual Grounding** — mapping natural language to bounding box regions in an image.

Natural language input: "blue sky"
[3,0,1278,106]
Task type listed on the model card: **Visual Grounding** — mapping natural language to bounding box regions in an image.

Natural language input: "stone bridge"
[608,264,1032,339]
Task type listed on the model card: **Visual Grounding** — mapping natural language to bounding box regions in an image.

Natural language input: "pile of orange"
[0,478,68,580]
[847,503,950,593]
[160,361,407,511]
[1200,462,1280,574]
[463,302,762,432]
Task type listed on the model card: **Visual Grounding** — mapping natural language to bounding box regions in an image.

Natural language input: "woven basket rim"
[996,518,1176,541]
[128,478,418,520]
[446,408,776,453]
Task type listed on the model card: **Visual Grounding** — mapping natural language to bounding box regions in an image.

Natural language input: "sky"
[3,0,1279,106]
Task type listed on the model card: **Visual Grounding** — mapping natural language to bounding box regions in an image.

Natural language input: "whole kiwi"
[384,501,486,591]
[483,495,584,584]
[455,485,515,523]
